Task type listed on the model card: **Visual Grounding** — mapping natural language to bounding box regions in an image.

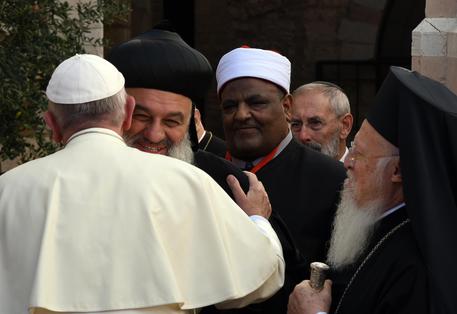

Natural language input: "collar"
[378,202,406,221]
[198,130,207,143]
[230,131,293,169]
[66,128,125,145]
[339,146,349,163]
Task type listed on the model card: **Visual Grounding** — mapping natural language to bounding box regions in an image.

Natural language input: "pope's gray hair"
[48,88,127,130]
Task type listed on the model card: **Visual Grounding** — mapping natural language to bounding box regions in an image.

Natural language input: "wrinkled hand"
[288,280,332,314]
[226,171,272,219]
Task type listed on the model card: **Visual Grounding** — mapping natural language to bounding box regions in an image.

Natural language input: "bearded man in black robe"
[288,66,457,314]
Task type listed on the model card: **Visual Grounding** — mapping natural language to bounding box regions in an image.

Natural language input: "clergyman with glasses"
[288,66,457,314]
[290,82,353,162]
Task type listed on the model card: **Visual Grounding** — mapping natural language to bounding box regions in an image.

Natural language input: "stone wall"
[412,0,457,94]
[82,0,429,138]
[195,0,389,136]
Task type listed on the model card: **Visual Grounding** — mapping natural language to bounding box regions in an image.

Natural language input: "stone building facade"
[105,0,426,137]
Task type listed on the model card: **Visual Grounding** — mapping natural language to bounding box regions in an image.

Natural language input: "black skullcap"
[367,66,457,313]
[107,27,213,105]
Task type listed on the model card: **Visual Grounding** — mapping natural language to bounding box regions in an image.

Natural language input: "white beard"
[124,132,194,164]
[303,129,341,160]
[326,187,385,270]
[320,130,341,160]
[168,134,194,164]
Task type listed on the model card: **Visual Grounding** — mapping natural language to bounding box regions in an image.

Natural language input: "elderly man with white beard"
[288,67,457,314]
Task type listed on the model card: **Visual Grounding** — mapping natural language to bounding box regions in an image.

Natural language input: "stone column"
[412,0,457,94]
[67,0,104,56]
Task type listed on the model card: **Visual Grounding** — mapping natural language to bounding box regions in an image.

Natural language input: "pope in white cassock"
[0,54,285,314]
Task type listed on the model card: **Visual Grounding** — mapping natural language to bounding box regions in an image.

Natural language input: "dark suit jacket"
[194,150,249,198]
[203,139,347,314]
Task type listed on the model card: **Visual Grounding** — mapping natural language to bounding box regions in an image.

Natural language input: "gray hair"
[48,88,127,130]
[293,82,350,117]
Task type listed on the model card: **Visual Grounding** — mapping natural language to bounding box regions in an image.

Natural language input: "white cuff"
[249,215,283,254]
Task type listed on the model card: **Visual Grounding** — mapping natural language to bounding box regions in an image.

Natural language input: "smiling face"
[219,78,291,161]
[124,88,192,156]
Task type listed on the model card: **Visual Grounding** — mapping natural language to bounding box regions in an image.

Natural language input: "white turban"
[216,47,291,94]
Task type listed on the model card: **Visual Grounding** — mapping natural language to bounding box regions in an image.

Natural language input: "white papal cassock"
[0,128,284,314]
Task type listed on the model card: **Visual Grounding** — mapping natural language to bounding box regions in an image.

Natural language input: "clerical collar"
[378,202,406,221]
[228,131,293,172]
[339,147,349,163]
[198,130,207,143]
[66,128,125,145]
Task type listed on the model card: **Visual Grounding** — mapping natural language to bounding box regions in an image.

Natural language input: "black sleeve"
[194,150,249,199]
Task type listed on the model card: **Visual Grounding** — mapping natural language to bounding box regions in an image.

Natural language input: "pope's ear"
[391,159,402,183]
[44,111,63,143]
[122,95,135,131]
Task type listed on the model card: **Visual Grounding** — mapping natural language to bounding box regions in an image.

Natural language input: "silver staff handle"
[309,262,330,291]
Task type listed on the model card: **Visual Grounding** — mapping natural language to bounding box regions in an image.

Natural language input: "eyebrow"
[165,112,185,121]
[307,116,324,122]
[134,104,185,121]
[134,104,150,113]
[245,94,265,101]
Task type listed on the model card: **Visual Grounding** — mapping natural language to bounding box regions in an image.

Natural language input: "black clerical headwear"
[367,66,457,313]
[107,25,213,151]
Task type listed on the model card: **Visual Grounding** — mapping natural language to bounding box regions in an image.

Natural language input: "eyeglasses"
[346,141,399,165]
[290,115,341,132]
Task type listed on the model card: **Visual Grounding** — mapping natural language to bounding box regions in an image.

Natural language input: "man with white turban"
[212,47,346,314]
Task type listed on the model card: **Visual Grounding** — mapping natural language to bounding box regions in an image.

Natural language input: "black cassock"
[194,149,249,198]
[205,139,346,314]
[330,206,429,314]
[198,131,227,159]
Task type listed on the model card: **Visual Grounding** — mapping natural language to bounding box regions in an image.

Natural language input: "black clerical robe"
[330,207,429,314]
[256,139,346,264]
[207,139,346,314]
[198,131,227,158]
[197,146,306,314]
[194,149,249,197]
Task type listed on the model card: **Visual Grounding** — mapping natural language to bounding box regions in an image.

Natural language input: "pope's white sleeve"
[215,215,285,309]
[249,215,283,253]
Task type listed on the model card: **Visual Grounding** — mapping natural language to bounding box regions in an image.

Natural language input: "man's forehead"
[134,103,186,117]
[128,88,192,111]
[221,77,282,98]
[128,88,192,103]
[355,120,389,151]
[293,93,333,117]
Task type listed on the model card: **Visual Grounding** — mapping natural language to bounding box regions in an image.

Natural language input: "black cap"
[367,66,457,313]
[107,27,213,104]
[107,24,213,152]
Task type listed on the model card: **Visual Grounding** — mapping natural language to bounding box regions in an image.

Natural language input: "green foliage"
[0,0,129,169]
